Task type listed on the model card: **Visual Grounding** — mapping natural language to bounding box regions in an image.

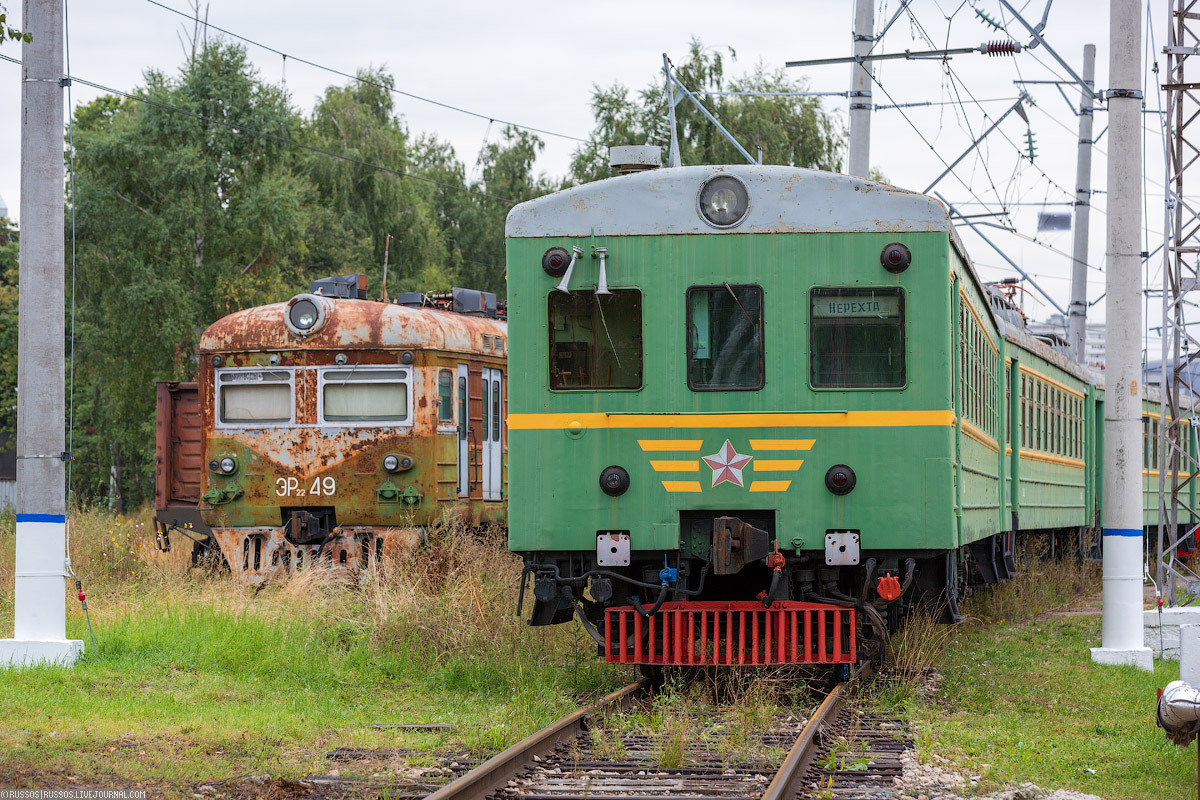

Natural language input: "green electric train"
[504,164,1192,667]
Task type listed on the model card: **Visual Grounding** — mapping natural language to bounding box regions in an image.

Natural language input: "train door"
[457,364,469,497]
[482,367,503,500]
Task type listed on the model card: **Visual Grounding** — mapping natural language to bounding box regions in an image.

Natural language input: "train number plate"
[275,476,337,497]
[597,532,631,567]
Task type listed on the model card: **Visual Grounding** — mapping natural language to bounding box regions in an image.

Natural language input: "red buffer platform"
[604,601,856,666]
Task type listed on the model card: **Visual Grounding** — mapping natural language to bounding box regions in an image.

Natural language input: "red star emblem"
[702,439,753,488]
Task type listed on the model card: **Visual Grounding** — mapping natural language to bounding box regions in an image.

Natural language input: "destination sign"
[811,293,901,319]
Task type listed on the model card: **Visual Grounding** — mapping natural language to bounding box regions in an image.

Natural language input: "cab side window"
[687,285,764,391]
[810,288,905,388]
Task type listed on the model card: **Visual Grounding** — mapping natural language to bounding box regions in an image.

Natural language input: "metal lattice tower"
[1157,0,1200,608]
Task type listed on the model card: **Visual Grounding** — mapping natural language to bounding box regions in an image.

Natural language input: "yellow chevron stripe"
[508,411,955,431]
[638,439,705,451]
[749,480,792,492]
[661,481,703,493]
[753,460,804,471]
[649,460,699,472]
[749,439,816,451]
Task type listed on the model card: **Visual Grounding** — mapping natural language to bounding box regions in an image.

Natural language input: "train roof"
[199,298,507,354]
[505,164,966,242]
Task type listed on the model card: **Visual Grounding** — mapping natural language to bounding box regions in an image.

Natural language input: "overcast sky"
[0,0,1178,342]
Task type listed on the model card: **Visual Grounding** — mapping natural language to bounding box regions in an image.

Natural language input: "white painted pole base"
[0,638,82,667]
[1,517,83,669]
[1091,533,1153,671]
[1090,644,1154,670]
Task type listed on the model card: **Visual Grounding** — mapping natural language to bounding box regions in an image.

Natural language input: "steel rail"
[425,679,650,800]
[760,680,849,800]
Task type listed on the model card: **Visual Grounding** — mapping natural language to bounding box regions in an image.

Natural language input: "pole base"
[1090,645,1153,671]
[0,638,83,668]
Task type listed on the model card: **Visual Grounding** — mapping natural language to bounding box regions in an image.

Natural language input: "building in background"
[1026,313,1107,370]
[0,192,7,220]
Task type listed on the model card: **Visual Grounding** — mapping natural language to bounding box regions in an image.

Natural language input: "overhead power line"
[143,0,592,145]
[0,54,515,205]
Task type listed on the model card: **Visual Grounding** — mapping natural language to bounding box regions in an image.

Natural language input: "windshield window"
[810,289,905,388]
[687,285,764,390]
[218,369,292,424]
[322,368,409,423]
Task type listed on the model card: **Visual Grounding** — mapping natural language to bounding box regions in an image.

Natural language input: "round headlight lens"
[220,456,237,475]
[698,175,749,228]
[599,465,631,497]
[289,299,319,331]
[383,455,400,472]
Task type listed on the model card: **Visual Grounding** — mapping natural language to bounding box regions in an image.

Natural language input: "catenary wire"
[142,0,593,145]
[0,54,517,206]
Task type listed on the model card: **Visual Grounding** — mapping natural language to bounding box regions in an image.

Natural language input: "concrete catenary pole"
[0,0,83,667]
[847,0,874,178]
[1067,44,1097,365]
[1091,0,1152,671]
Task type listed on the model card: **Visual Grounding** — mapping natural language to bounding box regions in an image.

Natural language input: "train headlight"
[219,456,238,475]
[825,464,856,496]
[697,174,749,229]
[881,242,912,273]
[284,293,330,337]
[383,454,412,473]
[599,465,631,497]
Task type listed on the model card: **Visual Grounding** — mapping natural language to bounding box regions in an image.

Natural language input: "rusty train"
[154,274,508,581]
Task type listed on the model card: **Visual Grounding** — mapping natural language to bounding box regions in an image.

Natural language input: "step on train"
[503,159,1197,668]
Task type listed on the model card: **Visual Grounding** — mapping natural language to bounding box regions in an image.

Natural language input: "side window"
[811,288,905,388]
[438,369,453,423]
[549,290,643,389]
[687,284,764,390]
[492,378,501,441]
[458,377,467,440]
[481,379,490,442]
[217,369,293,425]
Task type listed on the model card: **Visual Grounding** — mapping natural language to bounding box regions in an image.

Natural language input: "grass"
[866,544,1196,800]
[0,506,626,793]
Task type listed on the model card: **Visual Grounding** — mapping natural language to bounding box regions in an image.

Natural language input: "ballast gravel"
[891,747,1101,800]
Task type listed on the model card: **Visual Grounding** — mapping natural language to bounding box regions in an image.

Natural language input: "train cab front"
[195,280,464,583]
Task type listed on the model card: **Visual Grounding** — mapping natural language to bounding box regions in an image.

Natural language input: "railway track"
[425,676,854,800]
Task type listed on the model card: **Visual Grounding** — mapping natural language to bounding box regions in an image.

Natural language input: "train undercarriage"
[519,511,1132,668]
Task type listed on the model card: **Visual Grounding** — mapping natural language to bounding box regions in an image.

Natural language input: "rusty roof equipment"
[310,273,368,299]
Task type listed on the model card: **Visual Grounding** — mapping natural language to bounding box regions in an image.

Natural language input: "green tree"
[69,42,311,507]
[570,38,844,184]
[0,4,31,45]
[0,219,16,449]
[300,70,453,295]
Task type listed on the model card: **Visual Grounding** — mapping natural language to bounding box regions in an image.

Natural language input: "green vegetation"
[0,37,847,512]
[871,549,1194,800]
[0,508,624,792]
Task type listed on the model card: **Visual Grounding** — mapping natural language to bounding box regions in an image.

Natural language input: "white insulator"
[1158,680,1200,745]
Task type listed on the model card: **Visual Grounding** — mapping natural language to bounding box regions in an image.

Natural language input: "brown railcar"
[154,277,507,582]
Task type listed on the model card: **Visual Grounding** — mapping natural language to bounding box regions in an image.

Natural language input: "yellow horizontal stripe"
[962,420,999,453]
[1018,449,1085,469]
[638,439,704,451]
[750,439,816,451]
[649,460,699,472]
[749,480,792,492]
[510,411,955,431]
[753,459,804,471]
[662,480,702,493]
[1018,364,1086,400]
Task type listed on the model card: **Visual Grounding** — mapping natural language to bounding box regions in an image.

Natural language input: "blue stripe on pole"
[1102,528,1143,538]
[16,513,66,523]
